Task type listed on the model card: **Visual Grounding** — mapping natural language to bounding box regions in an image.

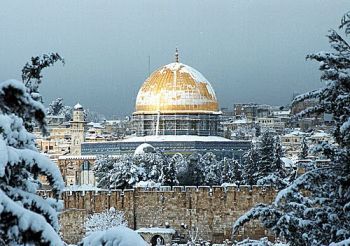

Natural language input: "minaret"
[70,103,85,155]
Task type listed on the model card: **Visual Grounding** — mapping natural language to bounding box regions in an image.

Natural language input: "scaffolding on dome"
[132,113,220,137]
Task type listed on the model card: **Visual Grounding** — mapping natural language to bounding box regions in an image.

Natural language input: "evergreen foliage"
[221,157,242,184]
[258,131,275,180]
[233,12,350,245]
[160,157,179,186]
[242,146,260,186]
[299,136,309,159]
[93,155,143,189]
[0,54,65,245]
[203,152,221,185]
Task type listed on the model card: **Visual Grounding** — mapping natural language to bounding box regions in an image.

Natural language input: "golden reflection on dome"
[134,62,219,114]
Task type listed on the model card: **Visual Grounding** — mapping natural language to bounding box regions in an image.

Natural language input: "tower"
[70,103,85,155]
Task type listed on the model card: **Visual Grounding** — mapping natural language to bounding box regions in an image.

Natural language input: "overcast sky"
[0,1,349,117]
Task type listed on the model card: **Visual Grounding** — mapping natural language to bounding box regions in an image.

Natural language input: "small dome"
[74,103,83,110]
[134,143,155,156]
[134,62,219,115]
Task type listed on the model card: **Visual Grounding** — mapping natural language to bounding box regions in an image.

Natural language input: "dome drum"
[133,113,220,137]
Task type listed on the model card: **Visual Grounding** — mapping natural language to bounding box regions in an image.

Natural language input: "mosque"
[81,51,250,159]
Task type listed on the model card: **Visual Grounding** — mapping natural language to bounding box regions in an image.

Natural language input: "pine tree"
[160,157,179,186]
[257,131,275,179]
[47,97,64,116]
[0,54,65,245]
[133,151,165,182]
[299,136,309,159]
[255,123,261,137]
[233,12,350,245]
[173,153,191,185]
[21,53,64,132]
[47,97,73,121]
[221,157,242,184]
[93,155,143,189]
[242,146,260,186]
[187,153,205,186]
[202,152,221,185]
[272,136,286,177]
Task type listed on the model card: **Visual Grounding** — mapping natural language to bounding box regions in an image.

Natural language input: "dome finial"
[175,48,179,63]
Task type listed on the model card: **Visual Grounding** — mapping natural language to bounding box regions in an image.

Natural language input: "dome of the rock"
[134,62,219,115]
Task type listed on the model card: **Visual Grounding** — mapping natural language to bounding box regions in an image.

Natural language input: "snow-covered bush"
[84,207,127,235]
[0,53,65,245]
[79,226,147,246]
[233,12,350,245]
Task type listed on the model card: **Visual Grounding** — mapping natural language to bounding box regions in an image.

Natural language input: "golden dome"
[134,62,219,114]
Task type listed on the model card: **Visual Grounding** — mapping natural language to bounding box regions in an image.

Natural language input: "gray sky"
[0,1,349,117]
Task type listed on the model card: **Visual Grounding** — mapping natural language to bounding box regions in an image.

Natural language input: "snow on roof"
[272,110,291,115]
[87,122,104,128]
[136,227,176,234]
[283,130,307,138]
[74,103,83,110]
[122,135,233,142]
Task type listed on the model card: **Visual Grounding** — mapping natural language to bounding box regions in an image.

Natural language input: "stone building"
[58,155,96,186]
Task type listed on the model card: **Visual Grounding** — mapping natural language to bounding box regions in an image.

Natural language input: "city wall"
[55,185,277,244]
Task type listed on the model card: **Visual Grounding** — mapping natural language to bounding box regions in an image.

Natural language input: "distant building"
[257,117,285,133]
[233,103,271,122]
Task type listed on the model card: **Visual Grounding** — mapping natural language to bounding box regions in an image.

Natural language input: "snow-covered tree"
[221,157,242,184]
[233,12,350,245]
[202,152,221,185]
[257,131,275,179]
[21,53,64,132]
[242,134,289,187]
[84,207,127,235]
[0,54,65,245]
[187,153,205,186]
[160,157,179,186]
[299,136,309,159]
[172,153,191,185]
[93,155,143,189]
[242,146,260,186]
[84,107,106,123]
[133,151,164,182]
[46,97,73,121]
[47,97,64,116]
[255,123,261,137]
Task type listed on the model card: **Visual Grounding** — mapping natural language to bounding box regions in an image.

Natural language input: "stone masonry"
[56,185,277,244]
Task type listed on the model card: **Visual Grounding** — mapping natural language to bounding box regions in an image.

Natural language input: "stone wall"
[58,185,276,244]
